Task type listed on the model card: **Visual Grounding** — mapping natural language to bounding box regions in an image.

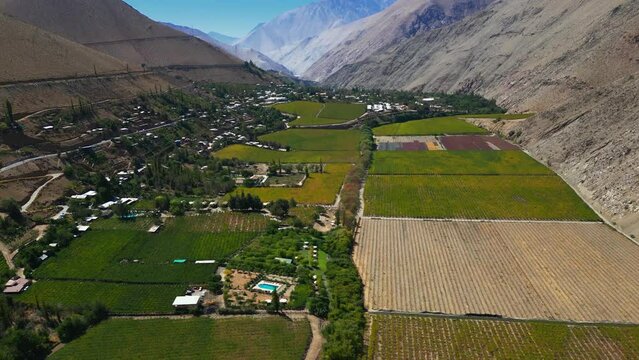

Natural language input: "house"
[77,225,90,232]
[148,225,162,233]
[3,278,31,295]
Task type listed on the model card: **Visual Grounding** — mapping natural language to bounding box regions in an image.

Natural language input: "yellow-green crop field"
[228,163,351,204]
[373,116,488,136]
[364,175,599,220]
[50,317,311,360]
[273,101,365,126]
[259,129,360,151]
[215,144,357,163]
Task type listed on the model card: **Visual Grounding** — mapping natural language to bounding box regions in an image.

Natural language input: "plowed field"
[354,219,639,323]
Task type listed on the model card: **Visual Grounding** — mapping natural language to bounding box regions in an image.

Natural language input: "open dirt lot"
[354,218,639,323]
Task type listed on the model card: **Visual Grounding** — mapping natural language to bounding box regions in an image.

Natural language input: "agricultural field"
[369,150,553,175]
[259,129,360,151]
[364,175,598,220]
[368,314,639,360]
[458,113,535,120]
[273,101,366,126]
[229,164,351,204]
[51,317,311,360]
[34,213,269,283]
[354,219,639,322]
[373,116,488,136]
[215,144,357,163]
[19,281,182,314]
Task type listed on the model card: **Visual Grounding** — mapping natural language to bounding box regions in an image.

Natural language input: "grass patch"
[373,116,488,136]
[274,101,365,126]
[364,175,599,220]
[35,214,269,283]
[370,150,553,175]
[259,129,360,151]
[50,317,311,360]
[214,144,357,163]
[18,281,182,314]
[228,164,351,205]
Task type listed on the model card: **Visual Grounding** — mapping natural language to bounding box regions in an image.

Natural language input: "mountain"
[236,0,396,66]
[163,22,292,75]
[0,0,265,82]
[0,13,129,83]
[208,31,238,45]
[303,0,495,80]
[325,0,639,234]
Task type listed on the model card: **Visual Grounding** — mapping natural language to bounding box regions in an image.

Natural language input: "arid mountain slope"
[0,0,241,69]
[0,13,128,83]
[237,0,396,68]
[304,0,495,80]
[326,0,639,235]
[163,22,292,75]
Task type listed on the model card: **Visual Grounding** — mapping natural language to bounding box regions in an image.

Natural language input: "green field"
[51,317,311,360]
[215,144,357,163]
[458,113,534,120]
[364,175,598,220]
[19,281,181,314]
[370,151,553,175]
[34,214,269,283]
[228,164,351,204]
[373,116,488,136]
[259,129,360,151]
[368,314,639,359]
[273,101,365,126]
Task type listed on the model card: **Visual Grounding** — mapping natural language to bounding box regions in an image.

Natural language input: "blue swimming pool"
[258,283,278,292]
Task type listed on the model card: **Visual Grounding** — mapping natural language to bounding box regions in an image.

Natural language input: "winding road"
[21,173,63,212]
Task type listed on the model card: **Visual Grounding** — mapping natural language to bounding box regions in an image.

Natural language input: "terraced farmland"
[214,144,357,163]
[370,150,552,175]
[19,281,182,314]
[259,129,360,151]
[373,116,488,136]
[368,314,639,359]
[364,175,598,220]
[229,163,351,204]
[273,101,365,126]
[51,317,311,360]
[354,219,639,322]
[34,213,269,284]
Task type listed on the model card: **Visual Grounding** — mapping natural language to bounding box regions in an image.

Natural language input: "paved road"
[21,173,63,212]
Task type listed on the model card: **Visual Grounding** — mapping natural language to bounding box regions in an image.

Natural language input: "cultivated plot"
[273,101,365,126]
[373,116,488,136]
[34,213,268,283]
[370,150,552,175]
[259,129,360,151]
[364,175,598,220]
[19,281,182,314]
[214,144,357,163]
[440,135,518,150]
[50,317,311,360]
[368,314,639,360]
[355,219,639,322]
[229,163,351,205]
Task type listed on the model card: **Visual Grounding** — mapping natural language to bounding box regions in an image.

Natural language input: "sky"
[124,0,314,38]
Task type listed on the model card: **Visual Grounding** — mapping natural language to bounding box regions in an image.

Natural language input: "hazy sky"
[124,0,314,38]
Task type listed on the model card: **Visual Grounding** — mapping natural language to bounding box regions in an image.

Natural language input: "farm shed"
[3,278,31,294]
[172,296,201,309]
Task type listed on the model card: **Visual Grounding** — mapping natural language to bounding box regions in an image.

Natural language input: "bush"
[57,314,89,343]
[0,329,49,360]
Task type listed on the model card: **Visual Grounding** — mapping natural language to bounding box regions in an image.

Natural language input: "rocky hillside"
[163,23,292,75]
[0,13,129,83]
[325,0,639,235]
[236,0,396,69]
[304,0,495,80]
[0,0,244,71]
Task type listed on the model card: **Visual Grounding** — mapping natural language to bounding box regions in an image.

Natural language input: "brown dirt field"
[355,218,639,323]
[439,135,518,150]
[30,176,72,210]
[0,177,48,203]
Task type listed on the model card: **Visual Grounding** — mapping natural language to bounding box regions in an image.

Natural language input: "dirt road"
[21,173,63,212]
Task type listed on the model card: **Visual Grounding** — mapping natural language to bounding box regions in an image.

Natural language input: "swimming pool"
[253,281,283,294]
[257,283,278,292]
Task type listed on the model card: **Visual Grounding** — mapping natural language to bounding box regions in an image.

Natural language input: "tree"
[112,203,131,219]
[0,329,49,360]
[269,291,281,314]
[1,199,24,224]
[169,199,187,216]
[268,199,290,218]
[3,100,15,130]
[154,195,170,212]
[56,314,88,343]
